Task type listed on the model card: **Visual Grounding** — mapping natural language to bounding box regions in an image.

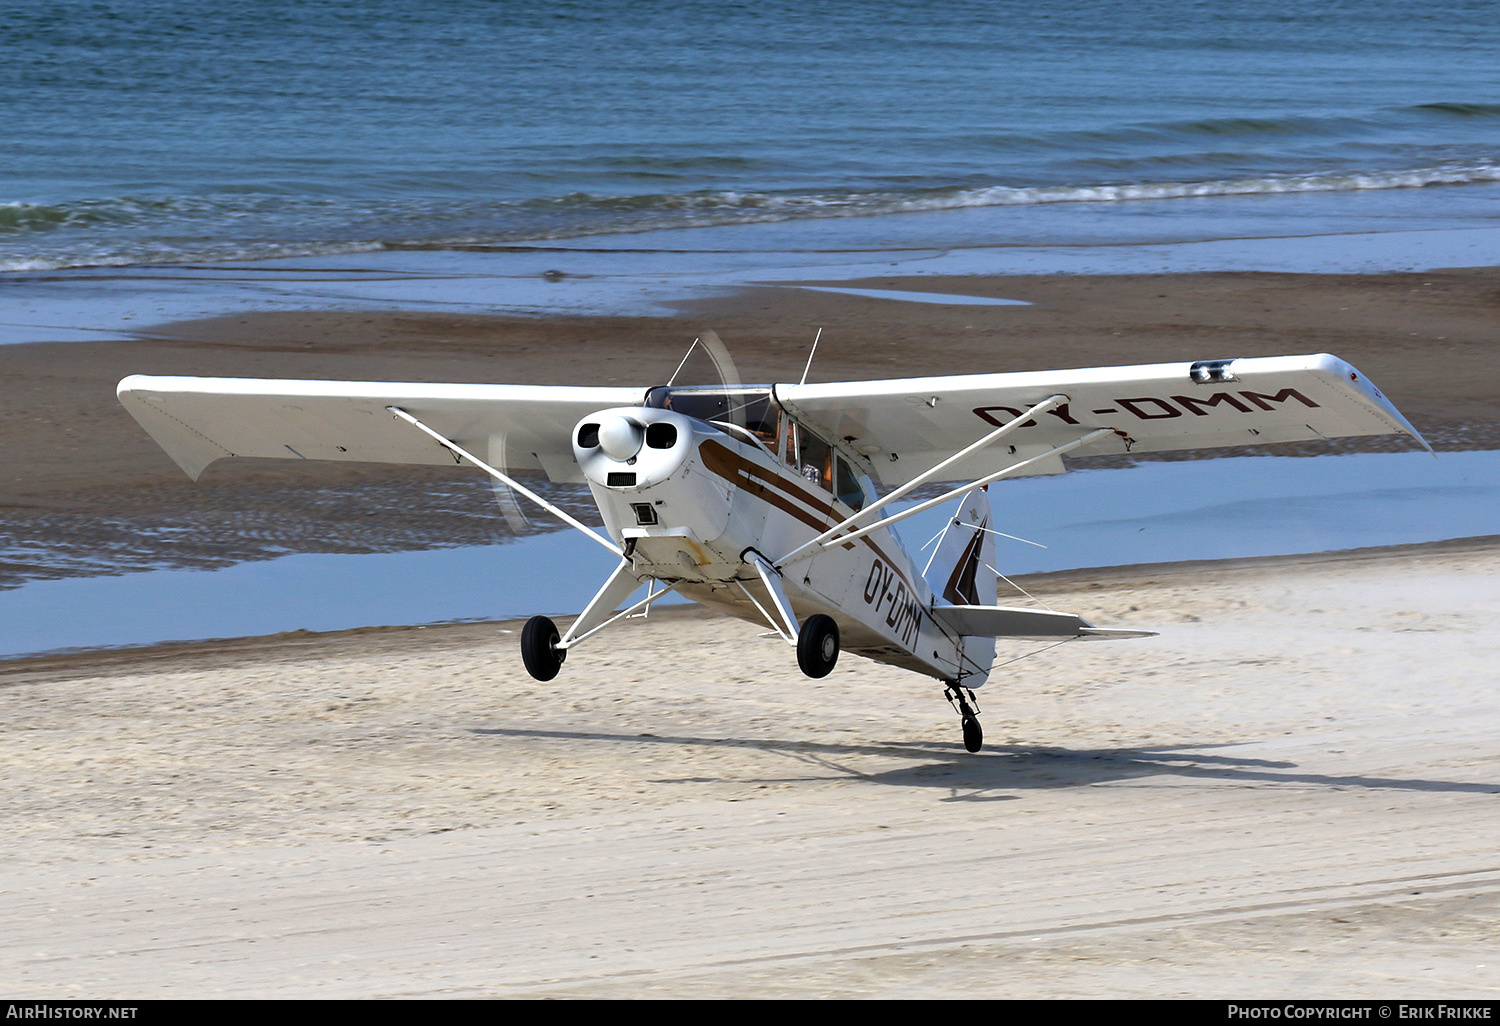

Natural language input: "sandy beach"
[0,268,1497,996]
[3,536,1498,996]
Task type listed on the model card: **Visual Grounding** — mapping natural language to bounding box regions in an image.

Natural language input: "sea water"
[4,0,1499,271]
[2,450,1497,659]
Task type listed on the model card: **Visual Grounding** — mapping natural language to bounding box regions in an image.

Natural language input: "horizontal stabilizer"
[934,604,1086,638]
[1077,626,1158,641]
[933,604,1156,641]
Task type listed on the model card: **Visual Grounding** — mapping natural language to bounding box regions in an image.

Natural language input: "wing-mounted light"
[1189,359,1239,384]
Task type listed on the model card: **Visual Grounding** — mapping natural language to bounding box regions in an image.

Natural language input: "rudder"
[923,486,998,607]
[923,487,999,687]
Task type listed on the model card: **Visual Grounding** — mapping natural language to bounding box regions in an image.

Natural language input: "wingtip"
[1329,357,1433,456]
[1400,417,1435,458]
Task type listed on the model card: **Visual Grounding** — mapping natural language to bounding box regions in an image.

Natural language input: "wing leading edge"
[120,353,1425,488]
[116,375,646,482]
[777,354,1427,486]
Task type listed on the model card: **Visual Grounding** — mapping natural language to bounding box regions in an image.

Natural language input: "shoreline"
[5,532,1498,675]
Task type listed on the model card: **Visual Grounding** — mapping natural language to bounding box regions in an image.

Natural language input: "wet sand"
[3,268,1493,589]
[2,538,1498,997]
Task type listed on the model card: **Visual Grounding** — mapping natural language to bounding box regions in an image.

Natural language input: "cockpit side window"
[787,419,872,507]
[835,456,865,511]
[776,410,873,509]
[791,425,832,492]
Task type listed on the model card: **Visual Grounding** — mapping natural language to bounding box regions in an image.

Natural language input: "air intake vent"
[646,422,678,449]
[607,472,637,487]
[631,502,659,525]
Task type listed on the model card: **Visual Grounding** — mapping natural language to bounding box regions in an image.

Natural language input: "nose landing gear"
[944,682,983,753]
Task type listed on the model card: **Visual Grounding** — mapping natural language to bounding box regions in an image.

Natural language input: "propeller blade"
[487,433,530,534]
[697,329,747,429]
[662,329,751,430]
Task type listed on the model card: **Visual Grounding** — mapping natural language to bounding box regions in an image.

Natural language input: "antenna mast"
[799,328,823,386]
[666,337,700,386]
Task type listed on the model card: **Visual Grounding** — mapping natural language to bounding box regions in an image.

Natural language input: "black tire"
[962,715,983,754]
[520,615,565,681]
[796,614,840,678]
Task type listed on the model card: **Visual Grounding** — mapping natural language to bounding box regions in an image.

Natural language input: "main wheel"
[796,614,840,678]
[520,615,565,681]
[962,715,983,753]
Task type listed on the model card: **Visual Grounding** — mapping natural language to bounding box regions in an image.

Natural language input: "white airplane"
[117,341,1425,752]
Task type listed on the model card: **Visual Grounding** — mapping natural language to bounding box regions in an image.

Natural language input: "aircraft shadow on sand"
[471,726,1498,802]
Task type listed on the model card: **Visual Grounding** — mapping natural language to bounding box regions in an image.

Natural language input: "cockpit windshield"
[644,384,870,511]
[644,386,780,448]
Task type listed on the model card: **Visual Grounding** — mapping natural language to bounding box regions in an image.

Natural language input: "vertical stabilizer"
[924,487,998,606]
[923,488,999,686]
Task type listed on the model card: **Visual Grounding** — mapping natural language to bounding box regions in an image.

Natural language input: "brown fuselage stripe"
[697,438,918,595]
[699,439,849,543]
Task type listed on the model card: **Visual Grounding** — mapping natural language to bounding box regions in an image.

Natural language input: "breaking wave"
[5,160,1500,271]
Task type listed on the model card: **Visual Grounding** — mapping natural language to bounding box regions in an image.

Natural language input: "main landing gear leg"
[944,682,983,753]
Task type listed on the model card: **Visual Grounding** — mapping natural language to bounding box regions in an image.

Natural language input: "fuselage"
[571,386,993,685]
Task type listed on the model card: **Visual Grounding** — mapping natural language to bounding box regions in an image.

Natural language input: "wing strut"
[742,550,800,645]
[775,394,1068,568]
[386,406,623,557]
[778,427,1114,570]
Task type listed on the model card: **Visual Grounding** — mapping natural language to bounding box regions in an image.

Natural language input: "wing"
[117,375,646,482]
[776,354,1427,486]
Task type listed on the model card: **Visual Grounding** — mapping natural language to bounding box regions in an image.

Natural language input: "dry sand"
[3,539,1498,997]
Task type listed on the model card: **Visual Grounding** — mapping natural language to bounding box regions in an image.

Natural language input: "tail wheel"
[797,614,840,678]
[962,714,983,753]
[945,682,984,753]
[520,615,566,681]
